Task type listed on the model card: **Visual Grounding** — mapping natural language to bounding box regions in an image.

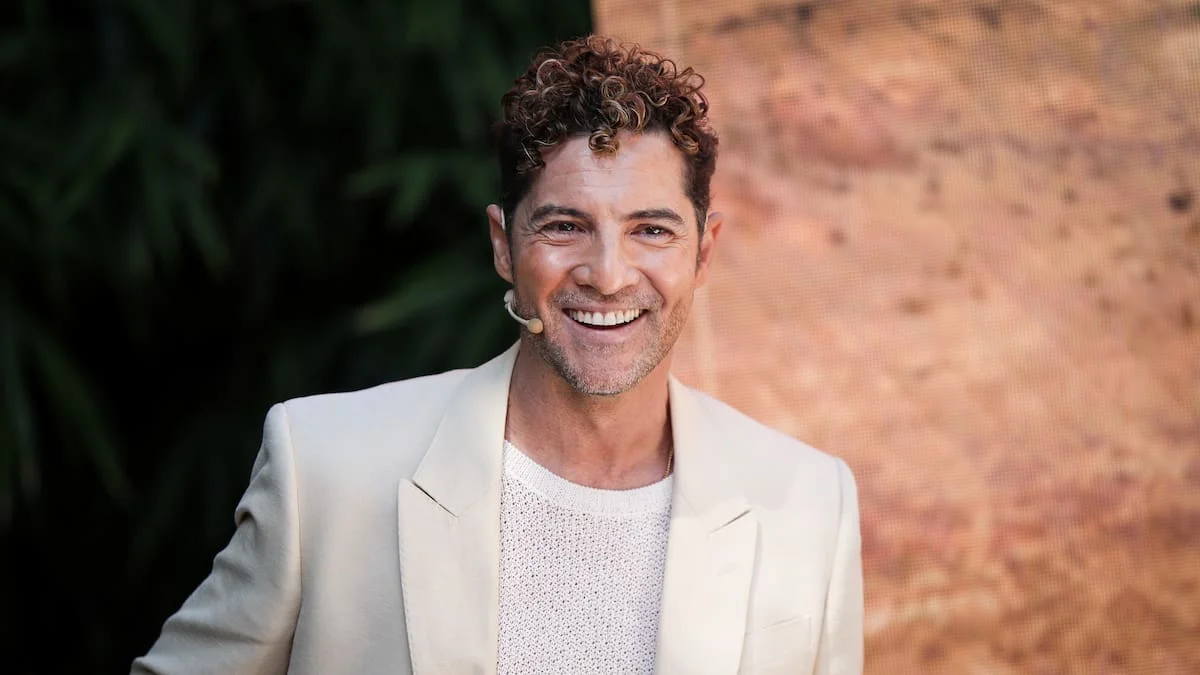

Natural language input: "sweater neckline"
[502,440,673,516]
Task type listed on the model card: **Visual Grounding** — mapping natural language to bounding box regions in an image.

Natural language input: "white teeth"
[569,309,642,326]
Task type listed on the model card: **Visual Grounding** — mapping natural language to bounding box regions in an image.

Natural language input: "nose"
[571,231,639,296]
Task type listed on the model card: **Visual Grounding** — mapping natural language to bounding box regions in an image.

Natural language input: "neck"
[505,341,674,490]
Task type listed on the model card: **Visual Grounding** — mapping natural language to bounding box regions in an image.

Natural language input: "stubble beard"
[532,303,690,397]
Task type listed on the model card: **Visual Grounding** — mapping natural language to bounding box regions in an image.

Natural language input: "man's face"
[488,130,721,396]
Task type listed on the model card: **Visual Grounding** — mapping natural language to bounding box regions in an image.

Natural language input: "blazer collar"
[409,342,518,515]
[399,343,755,675]
[397,344,518,675]
[410,344,751,520]
[657,377,757,674]
[666,375,751,529]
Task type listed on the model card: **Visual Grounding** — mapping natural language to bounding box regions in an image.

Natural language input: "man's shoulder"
[269,366,474,472]
[679,383,852,507]
[684,384,842,469]
[281,366,472,423]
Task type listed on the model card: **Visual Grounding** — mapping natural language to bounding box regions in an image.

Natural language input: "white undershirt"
[497,440,673,675]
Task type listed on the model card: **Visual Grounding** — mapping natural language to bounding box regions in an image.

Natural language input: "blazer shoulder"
[682,384,853,505]
[281,367,471,422]
[271,367,473,477]
[688,386,843,467]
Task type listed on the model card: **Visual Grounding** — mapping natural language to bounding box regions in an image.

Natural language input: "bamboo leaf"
[354,247,495,334]
[136,145,180,276]
[450,156,499,211]
[25,325,132,506]
[127,428,201,571]
[345,154,444,225]
[0,293,39,505]
[402,0,463,49]
[117,0,192,90]
[54,108,139,225]
[178,178,229,274]
[162,125,219,180]
[455,290,514,367]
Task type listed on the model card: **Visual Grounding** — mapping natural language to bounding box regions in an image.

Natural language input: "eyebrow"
[527,204,686,227]
[528,204,591,224]
[625,208,686,226]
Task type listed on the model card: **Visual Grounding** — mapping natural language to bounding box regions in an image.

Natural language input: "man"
[133,35,863,674]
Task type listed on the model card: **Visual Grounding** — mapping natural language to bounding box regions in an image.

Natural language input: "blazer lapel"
[394,350,757,674]
[396,344,519,675]
[655,377,759,675]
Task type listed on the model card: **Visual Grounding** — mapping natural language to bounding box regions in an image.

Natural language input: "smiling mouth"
[566,308,644,329]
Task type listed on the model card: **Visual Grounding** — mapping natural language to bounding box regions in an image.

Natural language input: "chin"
[532,327,675,396]
[564,373,641,397]
[559,353,666,397]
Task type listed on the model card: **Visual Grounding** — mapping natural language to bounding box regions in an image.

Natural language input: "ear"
[487,203,514,284]
[695,211,723,287]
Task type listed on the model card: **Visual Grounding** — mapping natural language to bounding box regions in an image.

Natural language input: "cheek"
[516,245,577,290]
[642,253,699,302]
[536,247,582,272]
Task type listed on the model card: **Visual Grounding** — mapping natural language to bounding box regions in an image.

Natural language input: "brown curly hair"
[494,35,718,234]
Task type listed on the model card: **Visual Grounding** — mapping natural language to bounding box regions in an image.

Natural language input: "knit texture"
[497,440,673,674]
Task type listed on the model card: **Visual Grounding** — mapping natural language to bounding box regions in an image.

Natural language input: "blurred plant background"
[0,0,591,670]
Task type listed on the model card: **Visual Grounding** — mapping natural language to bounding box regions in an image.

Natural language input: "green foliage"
[0,0,591,669]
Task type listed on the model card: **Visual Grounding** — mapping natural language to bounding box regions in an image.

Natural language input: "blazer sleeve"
[814,458,864,675]
[132,403,303,675]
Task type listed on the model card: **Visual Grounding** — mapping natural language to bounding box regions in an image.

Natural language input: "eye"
[545,221,578,233]
[640,225,670,237]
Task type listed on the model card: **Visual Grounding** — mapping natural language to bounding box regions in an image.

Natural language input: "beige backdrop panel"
[594,1,1200,672]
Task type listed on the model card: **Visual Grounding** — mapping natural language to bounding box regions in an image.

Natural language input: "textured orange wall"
[594,1,1200,672]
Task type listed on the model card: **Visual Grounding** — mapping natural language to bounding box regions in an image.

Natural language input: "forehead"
[522,130,690,220]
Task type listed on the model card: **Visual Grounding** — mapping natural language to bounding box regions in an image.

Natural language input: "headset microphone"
[503,289,543,334]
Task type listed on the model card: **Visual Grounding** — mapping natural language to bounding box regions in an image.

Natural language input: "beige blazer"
[133,344,862,674]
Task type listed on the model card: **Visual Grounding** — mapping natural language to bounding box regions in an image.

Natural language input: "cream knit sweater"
[497,441,673,674]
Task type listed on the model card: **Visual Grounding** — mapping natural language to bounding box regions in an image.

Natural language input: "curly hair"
[494,35,718,234]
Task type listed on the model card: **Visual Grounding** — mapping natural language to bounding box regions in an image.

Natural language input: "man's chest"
[496,451,673,674]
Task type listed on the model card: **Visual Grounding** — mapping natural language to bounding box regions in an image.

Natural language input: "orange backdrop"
[594,1,1200,672]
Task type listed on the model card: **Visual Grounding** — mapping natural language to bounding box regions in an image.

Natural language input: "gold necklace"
[663,446,674,480]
